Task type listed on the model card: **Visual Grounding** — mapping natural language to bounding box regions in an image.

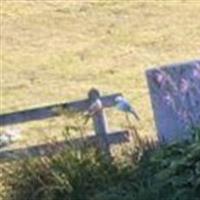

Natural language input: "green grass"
[2,127,200,200]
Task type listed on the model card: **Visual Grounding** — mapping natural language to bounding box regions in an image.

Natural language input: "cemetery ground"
[1,0,200,199]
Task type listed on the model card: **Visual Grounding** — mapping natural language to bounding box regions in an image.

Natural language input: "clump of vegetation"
[2,128,200,200]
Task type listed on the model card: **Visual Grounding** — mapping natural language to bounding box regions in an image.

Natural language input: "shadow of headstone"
[146,60,200,143]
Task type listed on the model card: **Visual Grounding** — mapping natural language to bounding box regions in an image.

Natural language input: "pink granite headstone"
[146,60,200,143]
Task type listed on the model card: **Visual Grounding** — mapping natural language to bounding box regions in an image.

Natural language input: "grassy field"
[1,0,200,147]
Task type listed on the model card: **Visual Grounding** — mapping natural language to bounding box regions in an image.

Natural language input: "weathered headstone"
[146,60,200,143]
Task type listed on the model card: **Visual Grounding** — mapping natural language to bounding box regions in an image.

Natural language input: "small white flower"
[0,134,10,146]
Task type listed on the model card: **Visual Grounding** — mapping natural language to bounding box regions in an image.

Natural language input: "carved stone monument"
[146,60,200,143]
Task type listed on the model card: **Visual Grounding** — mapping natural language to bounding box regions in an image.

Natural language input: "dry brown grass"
[1,0,200,148]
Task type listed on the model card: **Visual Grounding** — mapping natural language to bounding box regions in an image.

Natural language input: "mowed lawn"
[1,0,200,148]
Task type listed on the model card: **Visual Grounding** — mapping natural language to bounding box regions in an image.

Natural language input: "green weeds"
[2,127,200,200]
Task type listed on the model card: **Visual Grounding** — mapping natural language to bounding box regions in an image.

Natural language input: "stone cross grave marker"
[146,60,200,143]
